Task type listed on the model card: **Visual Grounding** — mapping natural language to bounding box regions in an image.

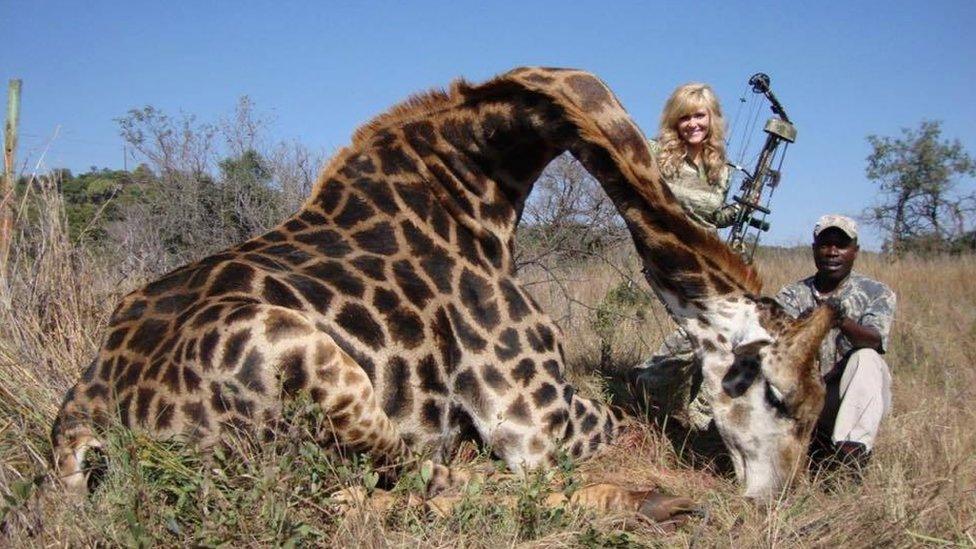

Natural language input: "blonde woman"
[636,83,741,434]
[650,83,739,230]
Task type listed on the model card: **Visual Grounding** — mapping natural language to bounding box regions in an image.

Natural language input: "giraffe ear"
[731,324,772,357]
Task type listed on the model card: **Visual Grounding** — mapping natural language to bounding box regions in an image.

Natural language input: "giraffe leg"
[553,393,698,524]
[270,317,412,472]
[562,483,697,525]
[333,460,696,526]
[249,306,461,495]
[419,482,697,526]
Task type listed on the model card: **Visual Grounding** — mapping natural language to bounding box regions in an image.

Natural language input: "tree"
[515,153,627,269]
[863,120,976,254]
[109,98,324,272]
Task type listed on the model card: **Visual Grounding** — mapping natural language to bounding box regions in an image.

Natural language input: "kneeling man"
[775,215,896,475]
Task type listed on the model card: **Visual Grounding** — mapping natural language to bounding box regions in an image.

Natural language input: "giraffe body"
[53,67,834,504]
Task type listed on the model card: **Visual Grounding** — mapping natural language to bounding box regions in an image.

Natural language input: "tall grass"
[1,177,973,546]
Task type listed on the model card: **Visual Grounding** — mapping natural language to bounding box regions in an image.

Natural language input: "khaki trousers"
[819,349,892,451]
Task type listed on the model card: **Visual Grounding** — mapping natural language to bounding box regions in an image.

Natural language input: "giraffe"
[50,67,834,516]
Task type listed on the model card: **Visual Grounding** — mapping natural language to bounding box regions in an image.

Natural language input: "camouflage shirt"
[775,271,896,376]
[649,139,738,230]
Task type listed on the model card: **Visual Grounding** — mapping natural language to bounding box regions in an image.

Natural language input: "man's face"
[812,228,858,282]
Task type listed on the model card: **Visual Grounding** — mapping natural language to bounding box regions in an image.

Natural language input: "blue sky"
[5,0,975,249]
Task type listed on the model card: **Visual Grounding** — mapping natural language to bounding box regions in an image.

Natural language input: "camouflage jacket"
[775,271,896,376]
[648,139,738,230]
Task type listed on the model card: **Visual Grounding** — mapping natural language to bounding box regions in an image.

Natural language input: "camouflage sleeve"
[774,284,804,319]
[706,165,739,228]
[858,284,897,354]
[647,138,661,156]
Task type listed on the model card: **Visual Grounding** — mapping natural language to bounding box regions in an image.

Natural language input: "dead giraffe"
[51,68,834,519]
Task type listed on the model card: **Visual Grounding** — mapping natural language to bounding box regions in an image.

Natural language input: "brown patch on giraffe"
[222,330,250,370]
[116,360,144,392]
[416,354,448,395]
[458,268,500,330]
[261,243,312,266]
[446,303,487,352]
[263,309,313,343]
[392,259,435,308]
[127,319,169,355]
[382,356,413,419]
[543,409,569,437]
[512,358,536,386]
[453,369,489,417]
[192,303,226,328]
[236,349,267,393]
[114,299,148,322]
[336,303,386,350]
[728,402,751,430]
[209,262,256,296]
[155,293,199,314]
[350,255,386,281]
[482,363,512,393]
[506,395,533,425]
[104,328,128,351]
[421,399,444,430]
[285,274,334,313]
[222,303,258,325]
[493,328,521,361]
[532,383,558,407]
[304,261,365,298]
[604,118,653,166]
[84,383,108,401]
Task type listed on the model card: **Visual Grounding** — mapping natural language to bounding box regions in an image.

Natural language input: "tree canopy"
[864,120,975,254]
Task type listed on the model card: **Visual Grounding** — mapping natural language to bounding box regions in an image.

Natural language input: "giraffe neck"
[296,67,762,336]
[299,83,560,276]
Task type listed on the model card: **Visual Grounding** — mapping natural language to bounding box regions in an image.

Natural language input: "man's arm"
[835,315,882,351]
[830,281,896,353]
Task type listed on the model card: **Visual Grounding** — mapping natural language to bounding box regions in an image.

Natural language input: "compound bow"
[725,73,797,262]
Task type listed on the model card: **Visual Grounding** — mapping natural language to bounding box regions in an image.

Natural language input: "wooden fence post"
[1,79,21,272]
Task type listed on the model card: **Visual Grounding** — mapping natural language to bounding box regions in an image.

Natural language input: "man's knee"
[850,348,882,361]
[840,348,892,415]
[847,348,890,375]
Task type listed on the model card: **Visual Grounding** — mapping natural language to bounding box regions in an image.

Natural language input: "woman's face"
[676,108,710,146]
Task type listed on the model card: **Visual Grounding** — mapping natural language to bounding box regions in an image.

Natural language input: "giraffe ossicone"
[51,67,834,518]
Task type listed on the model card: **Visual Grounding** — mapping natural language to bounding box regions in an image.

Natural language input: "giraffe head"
[679,295,835,500]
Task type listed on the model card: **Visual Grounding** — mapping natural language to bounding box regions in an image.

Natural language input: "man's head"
[812,215,859,285]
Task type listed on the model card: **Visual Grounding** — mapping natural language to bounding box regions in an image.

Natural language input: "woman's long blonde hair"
[657,83,727,185]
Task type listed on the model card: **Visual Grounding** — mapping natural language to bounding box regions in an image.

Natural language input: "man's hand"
[823,297,883,351]
[824,296,847,328]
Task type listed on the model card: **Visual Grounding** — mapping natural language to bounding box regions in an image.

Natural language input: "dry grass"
[0,186,973,546]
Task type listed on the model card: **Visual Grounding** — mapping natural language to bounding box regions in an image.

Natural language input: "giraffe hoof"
[330,486,398,518]
[637,493,699,524]
[421,460,455,498]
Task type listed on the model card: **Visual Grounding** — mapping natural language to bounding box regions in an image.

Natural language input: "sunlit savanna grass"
[1,187,973,546]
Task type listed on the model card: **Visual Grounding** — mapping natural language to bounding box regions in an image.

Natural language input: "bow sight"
[726,73,796,262]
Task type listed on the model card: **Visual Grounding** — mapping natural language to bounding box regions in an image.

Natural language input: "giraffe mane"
[307,79,481,203]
